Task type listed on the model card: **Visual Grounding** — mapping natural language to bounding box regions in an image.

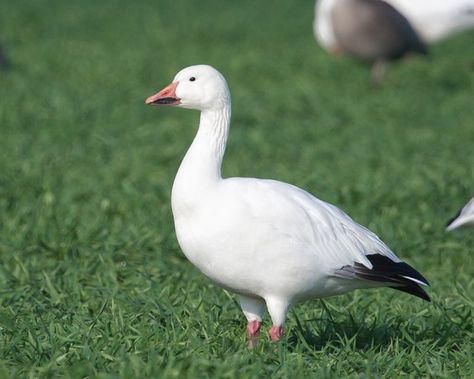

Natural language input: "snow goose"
[446,197,474,231]
[314,0,427,82]
[314,0,474,81]
[385,0,474,44]
[145,65,430,343]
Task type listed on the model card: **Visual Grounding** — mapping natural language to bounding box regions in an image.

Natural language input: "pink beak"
[145,82,181,106]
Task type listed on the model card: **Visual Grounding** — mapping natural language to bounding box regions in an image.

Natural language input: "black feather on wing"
[352,254,430,302]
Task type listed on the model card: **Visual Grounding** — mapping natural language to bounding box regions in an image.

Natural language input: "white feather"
[314,0,474,49]
[385,0,474,43]
[446,197,474,231]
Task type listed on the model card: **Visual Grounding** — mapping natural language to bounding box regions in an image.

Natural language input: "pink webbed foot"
[269,325,284,342]
[247,320,262,337]
[247,320,262,348]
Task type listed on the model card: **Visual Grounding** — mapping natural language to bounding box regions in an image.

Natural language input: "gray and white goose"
[314,0,474,81]
[314,0,426,82]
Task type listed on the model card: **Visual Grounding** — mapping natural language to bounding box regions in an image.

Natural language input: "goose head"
[145,64,230,111]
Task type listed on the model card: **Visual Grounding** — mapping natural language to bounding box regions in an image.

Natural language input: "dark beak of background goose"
[145,82,181,105]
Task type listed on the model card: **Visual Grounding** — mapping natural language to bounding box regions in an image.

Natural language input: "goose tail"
[352,254,430,302]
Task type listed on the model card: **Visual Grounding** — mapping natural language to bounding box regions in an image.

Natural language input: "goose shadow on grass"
[286,316,403,351]
[284,302,465,352]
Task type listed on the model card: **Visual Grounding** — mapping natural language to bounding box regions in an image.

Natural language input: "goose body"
[315,0,474,51]
[314,0,426,81]
[446,197,474,231]
[146,65,429,342]
[174,177,400,300]
[385,0,474,44]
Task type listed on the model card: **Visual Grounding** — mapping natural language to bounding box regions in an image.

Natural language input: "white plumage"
[314,0,474,49]
[146,65,429,342]
[446,197,474,231]
[385,0,474,44]
[314,0,338,52]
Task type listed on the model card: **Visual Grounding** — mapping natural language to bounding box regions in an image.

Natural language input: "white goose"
[315,0,474,49]
[314,0,427,82]
[446,197,474,231]
[314,0,474,81]
[145,65,430,343]
[385,0,474,44]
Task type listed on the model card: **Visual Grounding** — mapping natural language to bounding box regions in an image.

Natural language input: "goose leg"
[239,295,265,347]
[266,297,290,342]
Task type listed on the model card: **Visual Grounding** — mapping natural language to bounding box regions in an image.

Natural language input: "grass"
[0,0,473,377]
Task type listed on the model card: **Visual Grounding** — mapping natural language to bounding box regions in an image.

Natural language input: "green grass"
[1,0,473,377]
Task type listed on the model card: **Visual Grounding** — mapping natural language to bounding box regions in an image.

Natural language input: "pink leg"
[247,320,262,337]
[269,325,284,342]
[247,320,262,348]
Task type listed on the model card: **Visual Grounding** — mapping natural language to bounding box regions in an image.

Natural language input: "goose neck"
[177,105,231,185]
[197,106,232,165]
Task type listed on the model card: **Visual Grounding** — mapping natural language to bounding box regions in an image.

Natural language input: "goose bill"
[145,82,181,106]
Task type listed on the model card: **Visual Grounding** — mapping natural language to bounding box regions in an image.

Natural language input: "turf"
[0,0,473,377]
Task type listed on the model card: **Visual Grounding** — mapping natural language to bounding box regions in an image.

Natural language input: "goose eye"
[189,77,196,82]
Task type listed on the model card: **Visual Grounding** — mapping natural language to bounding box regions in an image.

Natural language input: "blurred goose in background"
[145,64,430,344]
[314,0,474,82]
[386,0,474,44]
[314,0,426,82]
[446,197,474,231]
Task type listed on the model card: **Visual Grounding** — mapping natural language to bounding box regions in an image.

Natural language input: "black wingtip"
[392,283,431,302]
[367,254,429,286]
[354,254,430,302]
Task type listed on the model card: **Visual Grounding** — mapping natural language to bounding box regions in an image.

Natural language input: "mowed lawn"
[0,0,473,377]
